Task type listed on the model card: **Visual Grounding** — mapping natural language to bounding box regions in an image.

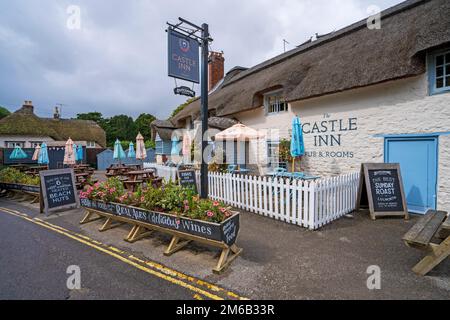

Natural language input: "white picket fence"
[203,172,360,230]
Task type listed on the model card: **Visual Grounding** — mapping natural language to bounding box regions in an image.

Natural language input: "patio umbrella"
[215,124,265,167]
[113,139,126,165]
[9,146,28,160]
[135,133,147,160]
[76,144,83,163]
[171,137,181,156]
[64,138,76,166]
[38,143,49,165]
[290,116,305,171]
[182,133,192,156]
[73,143,78,161]
[128,142,136,158]
[215,124,265,141]
[32,145,41,161]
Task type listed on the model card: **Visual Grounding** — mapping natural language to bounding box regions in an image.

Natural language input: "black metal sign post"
[200,23,209,199]
[167,18,212,199]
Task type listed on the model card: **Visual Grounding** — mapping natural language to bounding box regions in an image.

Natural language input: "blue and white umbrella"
[113,139,126,164]
[9,146,28,160]
[38,143,49,165]
[128,142,136,158]
[290,116,305,171]
[76,144,83,163]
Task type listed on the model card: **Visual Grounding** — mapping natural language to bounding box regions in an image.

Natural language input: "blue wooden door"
[385,137,438,214]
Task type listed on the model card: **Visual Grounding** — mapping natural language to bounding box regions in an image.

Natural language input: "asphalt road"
[0,207,196,300]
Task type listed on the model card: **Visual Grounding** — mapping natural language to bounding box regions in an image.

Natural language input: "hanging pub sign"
[174,86,196,97]
[39,168,79,216]
[168,28,200,83]
[356,163,409,220]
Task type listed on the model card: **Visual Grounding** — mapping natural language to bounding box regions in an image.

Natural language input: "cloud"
[0,0,403,119]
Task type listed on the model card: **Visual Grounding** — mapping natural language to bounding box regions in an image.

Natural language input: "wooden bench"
[403,210,450,275]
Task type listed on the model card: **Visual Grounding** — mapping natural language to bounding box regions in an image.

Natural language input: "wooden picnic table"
[123,170,156,192]
[403,210,450,275]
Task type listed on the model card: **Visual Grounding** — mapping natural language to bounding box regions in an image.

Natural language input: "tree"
[104,115,136,147]
[0,106,11,119]
[135,113,156,142]
[76,112,104,124]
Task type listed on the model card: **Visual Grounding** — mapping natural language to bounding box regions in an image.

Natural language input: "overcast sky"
[0,0,404,120]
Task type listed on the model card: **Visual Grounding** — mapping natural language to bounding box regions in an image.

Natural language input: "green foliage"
[76,112,104,124]
[170,97,197,119]
[145,140,156,149]
[76,112,157,149]
[0,168,40,185]
[135,113,155,142]
[81,179,233,223]
[279,139,293,162]
[0,106,11,120]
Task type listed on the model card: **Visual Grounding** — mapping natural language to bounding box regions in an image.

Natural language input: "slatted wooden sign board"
[356,163,409,220]
[39,168,80,216]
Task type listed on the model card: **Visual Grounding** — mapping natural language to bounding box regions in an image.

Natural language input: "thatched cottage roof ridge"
[0,106,62,139]
[169,0,450,123]
[0,104,106,147]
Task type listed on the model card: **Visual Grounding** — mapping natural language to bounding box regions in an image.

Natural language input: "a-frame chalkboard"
[356,163,409,220]
[39,168,80,216]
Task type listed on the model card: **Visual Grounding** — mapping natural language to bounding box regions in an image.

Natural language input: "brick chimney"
[21,100,34,114]
[208,51,224,91]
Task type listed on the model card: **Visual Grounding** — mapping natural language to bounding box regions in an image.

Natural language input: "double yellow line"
[0,206,248,300]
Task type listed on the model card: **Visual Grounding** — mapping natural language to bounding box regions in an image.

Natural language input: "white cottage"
[158,0,450,214]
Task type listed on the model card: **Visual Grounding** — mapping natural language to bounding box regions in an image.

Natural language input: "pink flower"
[109,188,116,193]
[184,200,189,205]
[184,206,190,211]
[213,201,220,207]
[140,196,145,202]
[207,211,214,218]
[219,207,227,213]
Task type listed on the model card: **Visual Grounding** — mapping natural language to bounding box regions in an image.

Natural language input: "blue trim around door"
[384,136,438,214]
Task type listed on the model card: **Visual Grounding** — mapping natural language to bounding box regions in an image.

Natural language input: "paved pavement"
[0,196,449,300]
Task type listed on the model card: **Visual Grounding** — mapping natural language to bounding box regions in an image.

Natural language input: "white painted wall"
[234,74,450,212]
[0,136,53,148]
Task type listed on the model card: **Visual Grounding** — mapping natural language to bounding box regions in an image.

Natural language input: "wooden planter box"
[80,198,242,273]
[0,182,40,203]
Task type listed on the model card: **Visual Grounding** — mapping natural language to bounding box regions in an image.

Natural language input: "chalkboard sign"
[177,170,197,193]
[356,163,408,220]
[40,169,79,215]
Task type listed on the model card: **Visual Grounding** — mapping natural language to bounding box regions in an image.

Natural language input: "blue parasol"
[113,139,126,164]
[9,146,28,160]
[38,143,49,165]
[290,116,305,171]
[128,142,136,158]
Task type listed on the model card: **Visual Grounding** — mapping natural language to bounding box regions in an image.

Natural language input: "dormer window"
[265,91,288,115]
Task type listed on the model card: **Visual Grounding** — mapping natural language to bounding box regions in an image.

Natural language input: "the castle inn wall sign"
[302,115,358,159]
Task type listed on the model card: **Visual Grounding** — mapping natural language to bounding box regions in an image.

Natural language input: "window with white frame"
[267,141,280,167]
[30,141,43,148]
[86,141,96,148]
[429,49,450,94]
[265,92,288,114]
[6,141,25,148]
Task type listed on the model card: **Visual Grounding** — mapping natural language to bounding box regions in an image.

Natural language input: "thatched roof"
[0,104,106,147]
[171,0,450,124]
[151,116,238,141]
